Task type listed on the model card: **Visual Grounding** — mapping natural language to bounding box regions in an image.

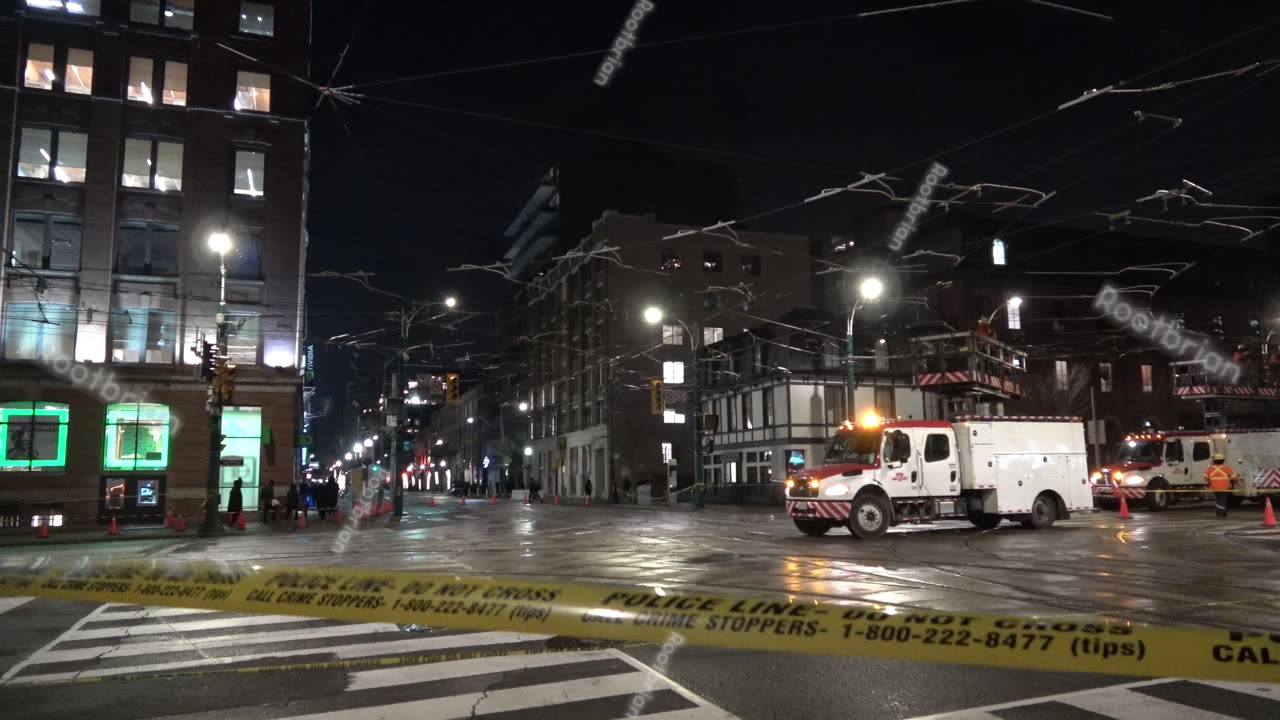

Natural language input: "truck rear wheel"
[968,511,1001,530]
[1022,493,1057,529]
[793,519,832,536]
[1145,481,1170,512]
[847,495,891,539]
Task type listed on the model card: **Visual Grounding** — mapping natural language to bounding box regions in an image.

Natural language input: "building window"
[992,238,1006,265]
[66,49,93,94]
[660,248,681,271]
[660,442,673,464]
[131,0,195,29]
[0,401,69,472]
[225,227,262,278]
[1006,298,1022,330]
[761,388,773,427]
[741,254,761,275]
[17,127,86,183]
[9,213,81,270]
[219,407,262,511]
[24,43,55,90]
[661,324,683,345]
[127,57,155,103]
[122,138,183,191]
[662,361,684,384]
[874,338,889,370]
[1,302,76,359]
[233,150,265,197]
[1099,362,1113,392]
[225,312,261,364]
[743,392,754,430]
[824,385,846,425]
[163,61,188,105]
[703,327,723,345]
[115,221,179,276]
[725,396,737,431]
[103,403,171,471]
[234,70,271,112]
[1141,364,1154,393]
[239,1,274,36]
[702,252,722,272]
[1054,360,1069,391]
[26,0,100,16]
[110,306,176,363]
[663,409,686,424]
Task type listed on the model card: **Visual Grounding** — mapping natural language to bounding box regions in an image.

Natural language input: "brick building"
[0,0,309,527]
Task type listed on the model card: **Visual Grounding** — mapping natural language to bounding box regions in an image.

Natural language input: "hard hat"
[978,317,990,325]
[1213,453,1226,461]
[1237,344,1247,350]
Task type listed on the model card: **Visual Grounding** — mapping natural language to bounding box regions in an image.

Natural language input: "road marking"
[0,596,31,615]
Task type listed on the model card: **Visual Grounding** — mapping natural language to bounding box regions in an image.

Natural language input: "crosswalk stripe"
[1195,679,1280,702]
[0,596,31,615]
[63,612,343,640]
[37,622,405,661]
[1065,685,1237,719]
[344,648,622,691]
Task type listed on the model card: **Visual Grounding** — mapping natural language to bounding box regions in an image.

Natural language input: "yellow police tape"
[0,559,1276,683]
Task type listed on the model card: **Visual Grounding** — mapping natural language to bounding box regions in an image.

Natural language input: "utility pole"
[203,234,231,534]
[390,307,407,518]
[691,321,704,511]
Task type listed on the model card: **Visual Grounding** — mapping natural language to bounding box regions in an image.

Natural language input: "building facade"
[0,0,309,527]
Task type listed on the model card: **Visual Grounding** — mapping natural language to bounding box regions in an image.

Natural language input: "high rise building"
[0,0,309,527]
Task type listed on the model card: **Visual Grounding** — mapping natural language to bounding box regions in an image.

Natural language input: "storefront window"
[103,403,171,470]
[0,401,68,471]
[219,406,261,511]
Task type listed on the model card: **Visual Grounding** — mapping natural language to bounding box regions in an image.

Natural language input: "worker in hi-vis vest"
[1203,453,1240,519]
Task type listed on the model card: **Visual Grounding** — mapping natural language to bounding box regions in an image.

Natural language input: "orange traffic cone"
[585,496,591,506]
[460,495,466,505]
[554,495,560,505]
[524,493,530,505]
[297,510,308,529]
[428,495,436,507]
[108,515,119,536]
[1263,497,1277,528]
[490,495,498,505]
[164,511,173,528]
[200,511,206,524]
[175,514,186,532]
[1118,495,1132,519]
[36,518,49,539]
[334,509,343,525]
[236,513,247,531]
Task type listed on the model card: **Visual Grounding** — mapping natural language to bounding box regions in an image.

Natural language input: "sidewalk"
[0,511,349,548]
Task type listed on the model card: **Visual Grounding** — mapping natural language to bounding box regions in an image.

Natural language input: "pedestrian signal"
[650,379,664,415]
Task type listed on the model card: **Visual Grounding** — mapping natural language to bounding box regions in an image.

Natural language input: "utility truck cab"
[785,415,1092,538]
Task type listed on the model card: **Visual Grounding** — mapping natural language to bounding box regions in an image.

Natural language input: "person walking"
[225,478,244,527]
[584,474,593,500]
[324,475,340,519]
[258,480,276,524]
[1203,453,1240,519]
[285,482,300,530]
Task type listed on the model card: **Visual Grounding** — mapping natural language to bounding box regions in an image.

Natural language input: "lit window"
[65,49,93,94]
[103,403,171,471]
[702,252,722,272]
[24,43,55,90]
[110,307,177,363]
[163,61,187,106]
[9,212,81,270]
[741,254,761,275]
[165,0,195,30]
[660,442,673,463]
[1099,362,1113,392]
[0,401,69,472]
[234,70,271,112]
[1006,299,1022,330]
[661,324,683,345]
[122,138,183,191]
[992,238,1006,265]
[16,127,86,183]
[663,410,686,424]
[219,408,263,511]
[233,150,265,197]
[130,0,160,23]
[743,392,753,430]
[662,361,684,384]
[660,248,681,271]
[127,57,154,103]
[225,312,261,364]
[16,127,51,179]
[1141,364,1153,393]
[1054,360,1069,391]
[239,1,274,36]
[55,131,86,183]
[26,0,100,16]
[703,327,724,345]
[115,220,179,276]
[1,302,77,360]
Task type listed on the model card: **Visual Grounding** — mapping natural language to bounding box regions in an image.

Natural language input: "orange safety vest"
[1203,463,1239,491]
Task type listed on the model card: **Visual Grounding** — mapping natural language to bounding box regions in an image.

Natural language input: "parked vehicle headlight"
[1124,476,1145,485]
[1089,471,1102,484]
[785,479,795,489]
[808,479,820,489]
[824,484,849,497]
[1111,470,1125,482]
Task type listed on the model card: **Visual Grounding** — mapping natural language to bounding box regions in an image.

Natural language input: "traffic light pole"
[202,256,228,534]
[690,321,703,511]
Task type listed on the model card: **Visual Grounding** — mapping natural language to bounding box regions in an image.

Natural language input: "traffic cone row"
[1264,497,1277,528]
[1118,495,1132,519]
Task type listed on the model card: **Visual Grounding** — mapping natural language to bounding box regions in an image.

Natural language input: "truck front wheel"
[847,495,891,539]
[793,519,833,536]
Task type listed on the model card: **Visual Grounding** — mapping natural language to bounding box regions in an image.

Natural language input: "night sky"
[303,1,1280,455]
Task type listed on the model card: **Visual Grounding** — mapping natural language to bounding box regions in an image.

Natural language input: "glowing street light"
[642,306,663,324]
[207,232,232,255]
[352,442,363,454]
[444,296,457,309]
[466,417,475,424]
[859,277,883,301]
[344,452,353,461]
[523,446,533,456]
[363,438,373,447]
[517,401,529,412]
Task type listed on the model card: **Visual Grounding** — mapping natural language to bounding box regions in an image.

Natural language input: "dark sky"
[303,1,1280,454]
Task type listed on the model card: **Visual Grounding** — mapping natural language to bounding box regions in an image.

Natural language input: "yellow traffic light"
[212,358,237,403]
[445,373,460,404]
[649,378,664,415]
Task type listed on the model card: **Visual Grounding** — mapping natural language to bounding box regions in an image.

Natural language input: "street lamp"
[364,438,373,447]
[641,306,704,510]
[524,446,533,456]
[444,296,458,309]
[352,442,363,454]
[518,401,529,412]
[845,276,884,422]
[344,452,353,461]
[643,306,663,324]
[202,232,233,534]
[466,417,475,424]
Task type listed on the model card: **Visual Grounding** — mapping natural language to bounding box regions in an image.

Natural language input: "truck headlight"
[1089,471,1102,484]
[785,479,795,489]
[1111,470,1125,482]
[824,484,849,497]
[1124,476,1145,485]
[808,479,820,489]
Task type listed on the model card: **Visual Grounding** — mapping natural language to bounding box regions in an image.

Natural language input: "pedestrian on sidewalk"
[225,478,244,527]
[584,474,593,500]
[323,475,339,519]
[530,473,543,503]
[1204,453,1240,519]
[258,480,276,524]
[285,482,300,530]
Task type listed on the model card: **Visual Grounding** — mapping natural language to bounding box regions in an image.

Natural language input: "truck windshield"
[824,430,880,465]
[1118,440,1162,463]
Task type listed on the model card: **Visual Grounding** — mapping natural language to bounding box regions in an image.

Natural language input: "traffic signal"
[212,358,237,403]
[649,378,664,415]
[200,342,216,380]
[445,373,460,404]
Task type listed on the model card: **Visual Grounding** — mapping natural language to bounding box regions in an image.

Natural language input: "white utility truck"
[784,415,1093,538]
[1092,429,1280,511]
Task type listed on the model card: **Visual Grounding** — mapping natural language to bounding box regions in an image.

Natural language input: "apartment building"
[0,0,309,526]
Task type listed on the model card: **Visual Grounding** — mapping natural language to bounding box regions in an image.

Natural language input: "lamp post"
[202,232,232,534]
[644,307,703,510]
[844,277,883,423]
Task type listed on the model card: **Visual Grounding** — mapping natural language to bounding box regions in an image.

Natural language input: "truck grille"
[789,484,817,499]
